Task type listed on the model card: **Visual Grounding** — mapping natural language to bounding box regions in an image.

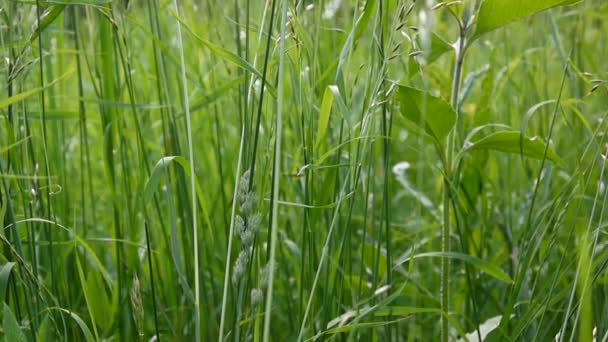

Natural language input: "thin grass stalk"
[442,17,467,342]
[560,109,605,342]
[1,5,31,327]
[263,0,288,339]
[144,221,161,340]
[34,0,55,334]
[245,0,271,142]
[171,1,200,339]
[219,127,246,342]
[498,61,569,340]
[378,4,394,339]
[297,175,352,341]
[248,0,277,185]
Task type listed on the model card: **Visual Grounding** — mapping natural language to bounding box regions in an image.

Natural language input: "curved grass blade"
[0,263,16,304]
[3,303,27,342]
[0,68,74,110]
[395,251,513,283]
[46,307,95,342]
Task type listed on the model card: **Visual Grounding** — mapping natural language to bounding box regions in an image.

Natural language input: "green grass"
[1,0,608,340]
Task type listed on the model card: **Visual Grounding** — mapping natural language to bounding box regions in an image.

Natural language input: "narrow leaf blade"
[396,251,513,283]
[316,86,337,149]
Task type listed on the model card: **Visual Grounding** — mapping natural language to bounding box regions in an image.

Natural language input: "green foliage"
[463,130,561,163]
[0,0,605,341]
[3,304,26,342]
[473,0,582,39]
[397,86,456,148]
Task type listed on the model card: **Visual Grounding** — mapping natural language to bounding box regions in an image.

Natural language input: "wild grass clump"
[1,0,607,341]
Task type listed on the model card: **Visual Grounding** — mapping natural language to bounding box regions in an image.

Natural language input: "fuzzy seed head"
[232,250,249,285]
[240,229,255,247]
[248,212,262,234]
[240,192,258,216]
[250,288,263,307]
[235,215,246,237]
[237,170,251,203]
[260,262,272,290]
[130,274,144,337]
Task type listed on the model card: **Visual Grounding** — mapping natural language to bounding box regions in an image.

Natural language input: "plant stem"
[171,1,200,340]
[442,23,467,342]
[218,127,245,342]
[263,0,288,339]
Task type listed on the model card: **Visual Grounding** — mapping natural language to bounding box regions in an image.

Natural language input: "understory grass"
[1,0,608,341]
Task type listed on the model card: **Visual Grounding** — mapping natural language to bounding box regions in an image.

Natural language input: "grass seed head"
[248,212,262,233]
[232,249,250,285]
[235,215,246,237]
[130,273,144,337]
[251,288,263,307]
[241,192,258,216]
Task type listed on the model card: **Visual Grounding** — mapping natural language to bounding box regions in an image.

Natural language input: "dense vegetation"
[1,0,607,340]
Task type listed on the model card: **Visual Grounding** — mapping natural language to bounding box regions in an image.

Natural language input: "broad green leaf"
[0,263,16,303]
[395,251,513,283]
[3,303,27,342]
[465,131,561,163]
[397,86,457,146]
[473,0,582,40]
[408,33,453,77]
[316,86,338,149]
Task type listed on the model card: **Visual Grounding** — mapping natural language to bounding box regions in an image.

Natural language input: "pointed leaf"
[171,12,277,98]
[395,251,513,283]
[0,68,73,110]
[465,131,560,163]
[473,0,582,40]
[316,85,338,149]
[47,308,95,342]
[408,33,453,77]
[457,315,511,342]
[28,5,66,45]
[397,86,456,146]
[0,263,16,302]
[3,304,27,342]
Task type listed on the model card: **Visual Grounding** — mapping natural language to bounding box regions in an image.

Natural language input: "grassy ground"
[1,0,608,340]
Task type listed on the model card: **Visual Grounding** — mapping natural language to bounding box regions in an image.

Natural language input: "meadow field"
[1,0,608,340]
